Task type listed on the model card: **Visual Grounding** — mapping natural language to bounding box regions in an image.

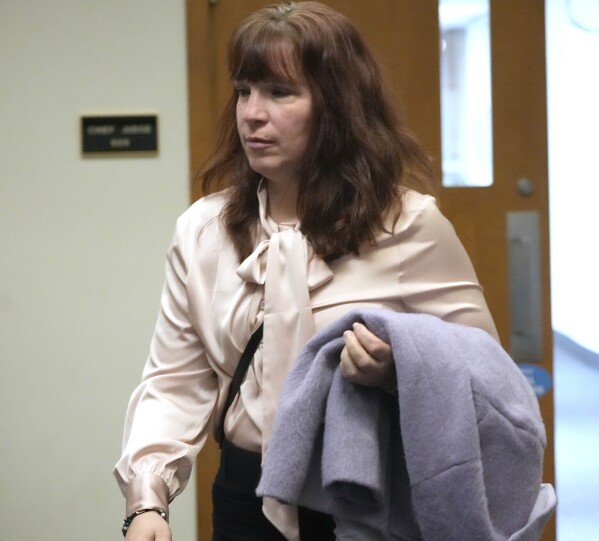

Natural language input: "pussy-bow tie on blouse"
[235,183,334,539]
[237,227,334,457]
[237,228,333,540]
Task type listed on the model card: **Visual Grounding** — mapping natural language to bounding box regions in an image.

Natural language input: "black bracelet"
[122,508,167,537]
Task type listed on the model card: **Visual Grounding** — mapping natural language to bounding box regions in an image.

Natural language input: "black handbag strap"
[217,323,264,447]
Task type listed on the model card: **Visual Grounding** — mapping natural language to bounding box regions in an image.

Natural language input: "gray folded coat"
[257,309,556,540]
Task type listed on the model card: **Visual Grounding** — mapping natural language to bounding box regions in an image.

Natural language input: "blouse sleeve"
[397,194,499,341]
[113,210,219,517]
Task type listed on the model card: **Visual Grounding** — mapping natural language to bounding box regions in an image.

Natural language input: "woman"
[114,2,498,540]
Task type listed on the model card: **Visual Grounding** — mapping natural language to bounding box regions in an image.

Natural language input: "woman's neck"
[265,178,299,224]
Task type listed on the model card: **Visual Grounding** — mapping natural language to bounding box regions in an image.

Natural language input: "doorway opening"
[547,1,599,539]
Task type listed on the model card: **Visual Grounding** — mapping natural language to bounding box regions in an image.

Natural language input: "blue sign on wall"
[518,364,552,398]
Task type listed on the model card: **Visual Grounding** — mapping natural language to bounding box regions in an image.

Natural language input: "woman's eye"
[271,87,293,98]
[235,85,250,97]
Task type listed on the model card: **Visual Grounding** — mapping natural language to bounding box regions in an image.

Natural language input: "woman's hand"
[125,511,172,541]
[340,322,396,392]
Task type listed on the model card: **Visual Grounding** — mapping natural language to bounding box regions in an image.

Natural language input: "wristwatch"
[121,508,167,537]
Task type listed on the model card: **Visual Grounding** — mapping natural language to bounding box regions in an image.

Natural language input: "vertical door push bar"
[507,211,543,362]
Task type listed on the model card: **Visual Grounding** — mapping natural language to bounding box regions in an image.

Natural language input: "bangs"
[229,28,302,83]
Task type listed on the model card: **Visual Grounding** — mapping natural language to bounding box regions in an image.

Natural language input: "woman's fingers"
[339,323,395,390]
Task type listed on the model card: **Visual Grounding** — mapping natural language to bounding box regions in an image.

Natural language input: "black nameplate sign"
[81,115,158,154]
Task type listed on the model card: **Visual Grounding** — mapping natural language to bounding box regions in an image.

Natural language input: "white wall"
[0,1,197,539]
[547,0,599,353]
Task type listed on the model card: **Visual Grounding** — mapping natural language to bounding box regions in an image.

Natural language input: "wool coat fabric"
[257,310,556,540]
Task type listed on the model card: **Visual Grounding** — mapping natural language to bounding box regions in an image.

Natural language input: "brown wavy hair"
[200,1,436,262]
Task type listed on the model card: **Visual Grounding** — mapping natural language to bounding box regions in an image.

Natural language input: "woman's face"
[235,75,313,187]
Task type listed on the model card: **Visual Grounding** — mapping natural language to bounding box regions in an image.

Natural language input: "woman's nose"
[241,92,268,123]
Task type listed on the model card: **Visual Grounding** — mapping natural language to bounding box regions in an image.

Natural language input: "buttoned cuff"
[125,473,170,519]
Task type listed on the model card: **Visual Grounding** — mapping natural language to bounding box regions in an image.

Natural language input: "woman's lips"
[245,137,273,149]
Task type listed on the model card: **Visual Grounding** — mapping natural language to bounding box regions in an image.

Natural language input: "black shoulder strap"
[217,323,264,447]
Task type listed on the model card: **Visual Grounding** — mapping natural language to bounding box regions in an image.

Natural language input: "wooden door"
[186,1,554,539]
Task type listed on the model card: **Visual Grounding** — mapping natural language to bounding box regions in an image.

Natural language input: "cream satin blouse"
[114,183,498,539]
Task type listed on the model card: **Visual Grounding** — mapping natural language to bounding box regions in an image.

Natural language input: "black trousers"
[212,439,335,541]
